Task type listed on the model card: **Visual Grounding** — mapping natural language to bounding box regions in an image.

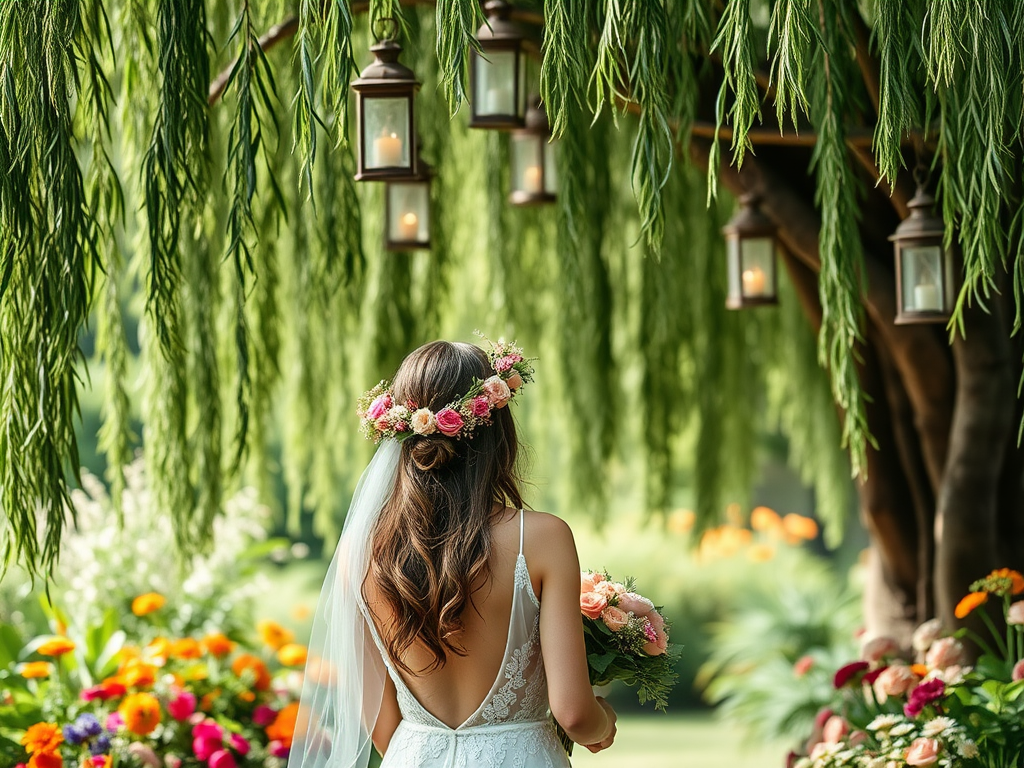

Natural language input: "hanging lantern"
[351,33,419,181]
[890,185,954,324]
[469,0,528,130]
[385,160,433,251]
[723,193,778,308]
[509,97,556,206]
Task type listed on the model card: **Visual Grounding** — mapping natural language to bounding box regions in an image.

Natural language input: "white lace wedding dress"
[368,510,571,768]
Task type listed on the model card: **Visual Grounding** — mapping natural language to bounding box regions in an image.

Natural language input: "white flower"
[922,717,956,737]
[889,723,916,737]
[867,715,902,731]
[411,407,437,435]
[958,740,979,758]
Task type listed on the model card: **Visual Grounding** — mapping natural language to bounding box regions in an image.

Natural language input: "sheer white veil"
[288,440,400,768]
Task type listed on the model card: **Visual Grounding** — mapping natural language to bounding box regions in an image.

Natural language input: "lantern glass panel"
[364,97,410,169]
[543,139,557,194]
[511,134,544,195]
[901,244,945,312]
[388,182,430,244]
[740,237,774,298]
[474,51,517,116]
[727,237,742,299]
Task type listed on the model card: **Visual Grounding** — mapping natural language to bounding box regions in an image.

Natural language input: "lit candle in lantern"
[522,165,542,194]
[742,266,767,296]
[398,211,419,241]
[913,282,941,311]
[374,132,403,167]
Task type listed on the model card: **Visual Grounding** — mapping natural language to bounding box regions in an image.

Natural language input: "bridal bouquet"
[556,570,680,755]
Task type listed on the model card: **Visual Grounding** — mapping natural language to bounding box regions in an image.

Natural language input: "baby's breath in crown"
[357,338,535,443]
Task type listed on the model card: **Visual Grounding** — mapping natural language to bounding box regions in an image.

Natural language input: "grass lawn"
[571,713,791,768]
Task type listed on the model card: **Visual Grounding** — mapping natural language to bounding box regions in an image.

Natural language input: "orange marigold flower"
[955,591,989,619]
[119,658,158,688]
[257,620,294,650]
[145,637,171,663]
[750,506,782,532]
[21,723,63,754]
[119,692,162,735]
[988,568,1024,595]
[28,752,62,768]
[266,702,300,748]
[170,638,202,659]
[237,690,256,703]
[131,593,166,617]
[19,662,52,679]
[201,633,236,658]
[782,513,819,541]
[911,663,930,678]
[232,653,271,691]
[36,638,76,657]
[277,643,308,667]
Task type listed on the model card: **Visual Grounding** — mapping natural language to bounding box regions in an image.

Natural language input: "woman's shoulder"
[521,509,576,557]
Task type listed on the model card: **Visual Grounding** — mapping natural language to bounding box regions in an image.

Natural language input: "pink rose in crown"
[367,394,393,420]
[601,606,629,632]
[435,408,464,437]
[469,395,490,418]
[506,372,524,390]
[493,355,522,374]
[580,591,608,620]
[905,737,940,766]
[580,571,605,593]
[482,376,511,408]
[618,592,655,617]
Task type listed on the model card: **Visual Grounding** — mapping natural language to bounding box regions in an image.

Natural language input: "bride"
[289,340,617,768]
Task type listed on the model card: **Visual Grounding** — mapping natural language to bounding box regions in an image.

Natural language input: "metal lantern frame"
[509,97,556,206]
[723,192,779,309]
[384,160,434,251]
[890,185,955,325]
[351,36,420,182]
[469,0,528,130]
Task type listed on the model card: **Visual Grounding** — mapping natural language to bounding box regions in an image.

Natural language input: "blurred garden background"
[5,1,1024,767]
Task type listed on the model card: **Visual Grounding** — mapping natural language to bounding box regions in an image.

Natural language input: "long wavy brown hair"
[364,340,524,675]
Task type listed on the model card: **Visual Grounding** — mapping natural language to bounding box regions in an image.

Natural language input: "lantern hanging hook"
[373,15,399,43]
[911,133,932,193]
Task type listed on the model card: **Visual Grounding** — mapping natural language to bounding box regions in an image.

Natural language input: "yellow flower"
[170,638,202,659]
[750,506,782,532]
[131,593,166,616]
[291,604,312,621]
[257,619,294,650]
[21,723,63,754]
[201,633,236,658]
[18,661,52,679]
[144,637,171,664]
[277,643,308,667]
[36,637,75,657]
[119,692,162,735]
[955,591,988,619]
[119,658,158,688]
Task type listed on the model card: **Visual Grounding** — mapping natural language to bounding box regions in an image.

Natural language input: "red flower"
[903,678,945,718]
[862,666,887,686]
[832,661,870,688]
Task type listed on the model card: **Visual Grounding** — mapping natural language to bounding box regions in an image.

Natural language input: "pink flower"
[905,737,940,766]
[481,376,511,408]
[435,408,464,437]
[375,416,389,431]
[912,618,945,652]
[395,422,409,432]
[366,394,392,420]
[268,741,290,759]
[793,655,814,677]
[601,606,629,632]
[468,395,490,417]
[873,664,918,701]
[506,372,523,390]
[168,689,197,721]
[580,571,605,593]
[228,734,250,756]
[617,592,655,617]
[252,705,277,726]
[165,757,183,768]
[1013,659,1024,681]
[643,626,669,656]
[904,678,945,718]
[822,716,848,744]
[129,743,161,768]
[81,681,126,701]
[193,737,222,762]
[192,721,224,741]
[926,637,965,670]
[105,712,124,732]
[1008,601,1024,625]
[89,758,106,768]
[493,355,521,373]
[580,591,608,620]
[861,636,900,664]
[643,621,658,642]
[833,661,870,688]
[596,581,620,600]
[208,750,236,768]
[646,610,665,633]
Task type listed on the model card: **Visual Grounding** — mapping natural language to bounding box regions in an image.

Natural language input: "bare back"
[363,506,541,729]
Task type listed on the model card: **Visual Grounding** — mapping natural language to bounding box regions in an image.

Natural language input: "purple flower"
[89,734,112,756]
[63,724,86,746]
[75,713,103,738]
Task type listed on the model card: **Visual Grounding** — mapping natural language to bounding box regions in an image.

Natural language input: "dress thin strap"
[518,508,525,556]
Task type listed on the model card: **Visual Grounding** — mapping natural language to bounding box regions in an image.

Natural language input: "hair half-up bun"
[409,437,456,472]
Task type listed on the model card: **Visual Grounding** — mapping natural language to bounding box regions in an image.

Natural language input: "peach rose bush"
[555,570,680,754]
[0,597,303,768]
[791,568,1024,768]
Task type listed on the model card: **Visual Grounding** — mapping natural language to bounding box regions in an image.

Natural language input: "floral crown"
[358,338,535,443]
